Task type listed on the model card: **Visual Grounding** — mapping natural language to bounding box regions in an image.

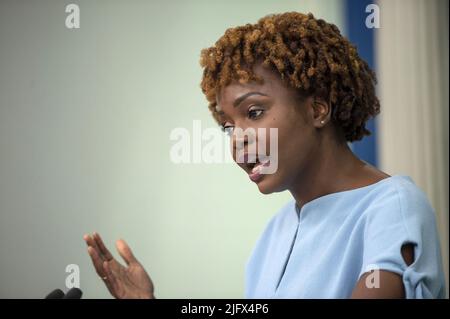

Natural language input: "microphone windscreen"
[45,289,65,299]
[63,287,83,299]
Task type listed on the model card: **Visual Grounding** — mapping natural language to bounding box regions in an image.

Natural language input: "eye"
[248,107,264,120]
[221,124,234,136]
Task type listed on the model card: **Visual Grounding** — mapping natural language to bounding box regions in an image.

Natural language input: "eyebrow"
[233,92,268,108]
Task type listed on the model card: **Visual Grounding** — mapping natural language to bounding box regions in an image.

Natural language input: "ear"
[311,96,332,128]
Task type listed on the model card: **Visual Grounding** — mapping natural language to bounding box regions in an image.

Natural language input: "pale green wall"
[0,0,344,298]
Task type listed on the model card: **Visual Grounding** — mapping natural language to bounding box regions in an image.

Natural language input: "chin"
[255,174,284,194]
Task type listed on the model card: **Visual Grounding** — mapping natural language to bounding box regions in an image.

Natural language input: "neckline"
[294,174,410,216]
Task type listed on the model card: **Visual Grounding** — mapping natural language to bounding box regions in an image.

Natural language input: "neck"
[289,135,366,209]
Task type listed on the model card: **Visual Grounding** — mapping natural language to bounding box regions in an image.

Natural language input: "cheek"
[276,119,312,167]
[254,108,309,164]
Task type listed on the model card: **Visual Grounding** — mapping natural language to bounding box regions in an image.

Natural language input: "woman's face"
[217,64,324,194]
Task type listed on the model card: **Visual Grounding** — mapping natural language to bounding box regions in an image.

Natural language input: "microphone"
[63,287,83,299]
[45,289,65,299]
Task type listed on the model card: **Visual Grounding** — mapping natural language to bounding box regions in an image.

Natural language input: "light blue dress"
[245,175,446,298]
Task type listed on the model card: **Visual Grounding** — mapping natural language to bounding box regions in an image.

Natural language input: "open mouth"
[237,153,271,178]
[245,158,258,172]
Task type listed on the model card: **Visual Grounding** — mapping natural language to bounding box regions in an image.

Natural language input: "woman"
[84,12,445,298]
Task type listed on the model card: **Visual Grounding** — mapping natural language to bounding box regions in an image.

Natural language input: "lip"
[248,160,271,183]
[249,170,262,182]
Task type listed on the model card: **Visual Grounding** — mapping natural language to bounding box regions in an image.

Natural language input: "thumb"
[116,239,138,265]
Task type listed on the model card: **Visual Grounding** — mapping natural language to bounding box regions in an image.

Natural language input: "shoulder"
[356,175,445,298]
[361,175,437,234]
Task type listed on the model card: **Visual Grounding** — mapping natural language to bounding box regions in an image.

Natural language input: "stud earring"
[320,120,325,124]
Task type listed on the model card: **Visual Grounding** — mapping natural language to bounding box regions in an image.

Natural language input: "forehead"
[216,64,282,110]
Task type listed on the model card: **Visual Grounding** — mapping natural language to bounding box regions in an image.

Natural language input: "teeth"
[241,156,271,172]
[251,160,270,174]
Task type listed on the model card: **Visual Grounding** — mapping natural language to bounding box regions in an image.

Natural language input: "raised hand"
[84,232,155,299]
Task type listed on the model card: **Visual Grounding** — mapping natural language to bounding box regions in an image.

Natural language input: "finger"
[84,233,105,261]
[93,232,114,261]
[87,246,106,278]
[83,233,92,247]
[103,261,120,298]
[116,239,138,266]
